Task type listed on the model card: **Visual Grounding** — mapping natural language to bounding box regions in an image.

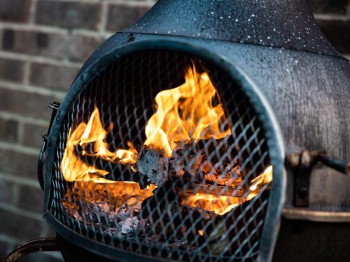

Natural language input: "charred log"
[136,146,169,186]
[140,179,212,246]
[73,136,243,189]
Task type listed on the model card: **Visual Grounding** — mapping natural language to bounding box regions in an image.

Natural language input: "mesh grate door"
[49,50,272,261]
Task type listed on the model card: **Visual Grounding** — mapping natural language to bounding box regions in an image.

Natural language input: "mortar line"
[12,182,21,207]
[0,50,82,67]
[29,0,38,24]
[0,203,43,221]
[16,119,25,148]
[0,141,41,155]
[0,22,68,34]
[23,60,31,86]
[0,111,49,126]
[0,172,41,187]
[99,0,109,35]
[0,80,66,99]
[314,13,350,21]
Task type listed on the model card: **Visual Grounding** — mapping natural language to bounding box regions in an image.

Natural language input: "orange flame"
[180,166,273,215]
[246,165,273,201]
[65,181,156,210]
[144,66,231,157]
[60,63,273,218]
[182,193,241,215]
[60,106,137,183]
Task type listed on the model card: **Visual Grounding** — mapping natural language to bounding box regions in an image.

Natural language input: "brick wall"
[0,1,155,261]
[0,0,348,261]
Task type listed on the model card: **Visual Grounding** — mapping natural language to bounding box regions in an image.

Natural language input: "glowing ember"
[63,181,156,211]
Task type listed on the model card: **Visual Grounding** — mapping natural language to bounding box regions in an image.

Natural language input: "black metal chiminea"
[5,0,350,261]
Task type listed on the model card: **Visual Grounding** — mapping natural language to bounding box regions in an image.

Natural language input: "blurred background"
[0,0,348,261]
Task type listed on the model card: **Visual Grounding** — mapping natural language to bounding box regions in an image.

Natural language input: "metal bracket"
[286,151,349,208]
[38,102,60,190]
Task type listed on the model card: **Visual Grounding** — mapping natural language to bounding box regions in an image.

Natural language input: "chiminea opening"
[46,47,283,261]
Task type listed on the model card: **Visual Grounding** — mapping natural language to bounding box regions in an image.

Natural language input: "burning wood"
[136,146,169,186]
[60,63,273,251]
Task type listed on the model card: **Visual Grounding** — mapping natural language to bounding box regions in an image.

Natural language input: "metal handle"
[287,150,349,175]
[286,150,349,207]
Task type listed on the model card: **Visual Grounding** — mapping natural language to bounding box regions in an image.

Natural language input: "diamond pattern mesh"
[49,50,272,261]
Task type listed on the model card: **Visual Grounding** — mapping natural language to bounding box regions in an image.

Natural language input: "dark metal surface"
[38,102,60,190]
[3,238,59,262]
[75,33,350,215]
[126,0,339,57]
[53,51,278,260]
[273,218,350,262]
[39,0,350,260]
[43,42,285,261]
[286,151,349,207]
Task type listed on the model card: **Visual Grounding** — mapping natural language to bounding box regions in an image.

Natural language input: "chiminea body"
[37,0,350,261]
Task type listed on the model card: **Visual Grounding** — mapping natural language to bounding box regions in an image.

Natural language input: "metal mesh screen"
[49,50,272,261]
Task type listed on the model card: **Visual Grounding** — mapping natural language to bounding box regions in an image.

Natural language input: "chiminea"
[5,0,350,261]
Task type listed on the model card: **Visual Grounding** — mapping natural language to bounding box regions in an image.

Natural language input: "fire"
[63,181,156,211]
[246,165,273,201]
[144,65,231,157]
[249,165,273,192]
[60,106,137,183]
[61,63,273,222]
[180,166,273,215]
[181,193,241,215]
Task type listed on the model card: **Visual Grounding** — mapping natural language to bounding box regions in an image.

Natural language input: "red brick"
[68,33,105,62]
[17,184,45,213]
[0,208,45,240]
[22,123,48,148]
[29,62,79,91]
[0,0,32,23]
[0,117,19,143]
[0,58,25,83]
[0,149,38,179]
[35,1,102,30]
[0,178,17,205]
[1,28,67,59]
[0,87,58,120]
[106,4,150,32]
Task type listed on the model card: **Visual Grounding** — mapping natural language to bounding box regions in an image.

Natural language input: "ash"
[62,186,189,248]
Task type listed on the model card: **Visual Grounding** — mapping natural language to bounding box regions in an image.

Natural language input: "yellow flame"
[60,106,137,183]
[144,66,231,157]
[63,181,157,213]
[60,63,274,219]
[249,165,273,192]
[180,166,273,215]
[181,193,241,215]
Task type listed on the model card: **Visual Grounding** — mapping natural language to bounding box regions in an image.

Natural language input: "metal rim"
[44,38,286,261]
